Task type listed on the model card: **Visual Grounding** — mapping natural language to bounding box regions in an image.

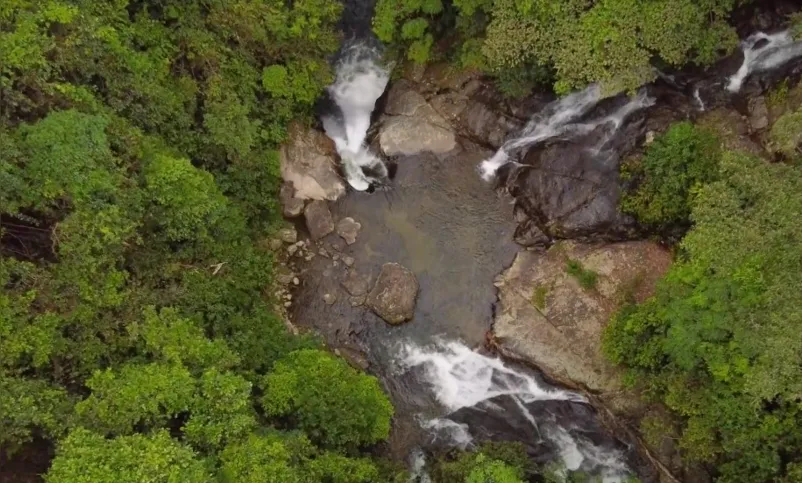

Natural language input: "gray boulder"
[378,82,456,156]
[335,217,361,245]
[304,201,334,240]
[280,123,345,201]
[366,263,419,324]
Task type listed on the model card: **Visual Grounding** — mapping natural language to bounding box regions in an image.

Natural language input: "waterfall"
[478,85,654,180]
[322,44,390,191]
[398,340,631,480]
[727,30,802,92]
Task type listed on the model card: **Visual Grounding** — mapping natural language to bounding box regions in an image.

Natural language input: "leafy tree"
[261,349,394,449]
[182,369,257,451]
[374,0,740,93]
[769,109,802,157]
[605,151,802,482]
[433,441,529,482]
[143,154,228,242]
[620,122,721,229]
[0,374,74,454]
[74,363,196,435]
[0,0,400,479]
[218,432,379,483]
[45,428,211,483]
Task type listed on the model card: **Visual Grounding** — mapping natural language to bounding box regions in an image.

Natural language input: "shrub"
[620,122,721,228]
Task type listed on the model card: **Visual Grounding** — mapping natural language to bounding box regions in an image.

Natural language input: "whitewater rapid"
[478,86,654,180]
[398,340,631,480]
[322,44,390,191]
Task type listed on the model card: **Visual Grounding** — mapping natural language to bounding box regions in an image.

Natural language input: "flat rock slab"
[366,263,419,325]
[304,200,334,240]
[493,241,671,394]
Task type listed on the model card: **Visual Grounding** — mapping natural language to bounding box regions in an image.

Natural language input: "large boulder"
[304,200,334,240]
[366,263,419,325]
[378,82,457,156]
[280,123,345,201]
[492,241,671,397]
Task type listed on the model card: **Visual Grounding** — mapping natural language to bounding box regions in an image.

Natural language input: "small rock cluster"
[271,185,419,326]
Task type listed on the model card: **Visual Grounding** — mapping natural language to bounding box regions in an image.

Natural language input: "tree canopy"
[374,0,741,95]
[0,1,397,481]
[605,151,802,482]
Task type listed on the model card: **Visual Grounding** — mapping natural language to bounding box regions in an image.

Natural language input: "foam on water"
[727,30,802,92]
[478,85,653,180]
[398,340,631,479]
[322,44,390,190]
[398,340,580,410]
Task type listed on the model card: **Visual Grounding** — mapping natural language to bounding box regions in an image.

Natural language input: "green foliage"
[143,154,228,242]
[372,0,443,64]
[46,428,211,483]
[75,363,196,435]
[769,109,802,157]
[621,122,721,228]
[262,349,394,449]
[375,0,740,92]
[0,374,74,454]
[565,259,598,290]
[433,441,528,482]
[219,432,380,483]
[0,2,398,478]
[604,150,802,481]
[531,284,548,310]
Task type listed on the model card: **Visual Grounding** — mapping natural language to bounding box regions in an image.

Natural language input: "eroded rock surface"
[366,262,419,325]
[280,123,345,201]
[304,200,334,240]
[493,241,671,397]
[335,217,361,245]
[379,81,456,156]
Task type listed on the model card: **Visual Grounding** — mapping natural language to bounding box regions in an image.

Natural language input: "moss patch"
[565,259,598,290]
[530,284,548,311]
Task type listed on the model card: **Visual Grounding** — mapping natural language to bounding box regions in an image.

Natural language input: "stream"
[291,5,802,481]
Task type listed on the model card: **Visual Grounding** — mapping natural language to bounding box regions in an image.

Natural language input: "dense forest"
[2,0,802,482]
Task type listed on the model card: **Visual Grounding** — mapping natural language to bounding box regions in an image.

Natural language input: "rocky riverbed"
[270,10,802,479]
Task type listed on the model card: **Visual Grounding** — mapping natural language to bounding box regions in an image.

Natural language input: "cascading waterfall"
[398,340,631,480]
[322,44,391,191]
[727,30,802,92]
[478,85,654,180]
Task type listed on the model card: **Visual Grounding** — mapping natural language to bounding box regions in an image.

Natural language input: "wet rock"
[513,219,551,248]
[335,217,362,245]
[323,293,337,305]
[280,123,345,201]
[379,81,456,156]
[366,263,419,325]
[493,241,671,394]
[280,183,305,218]
[341,270,371,296]
[278,227,297,244]
[748,96,769,131]
[304,200,334,240]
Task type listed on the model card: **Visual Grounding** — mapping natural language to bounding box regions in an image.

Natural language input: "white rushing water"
[322,44,390,191]
[727,30,802,92]
[398,341,630,480]
[478,85,654,180]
